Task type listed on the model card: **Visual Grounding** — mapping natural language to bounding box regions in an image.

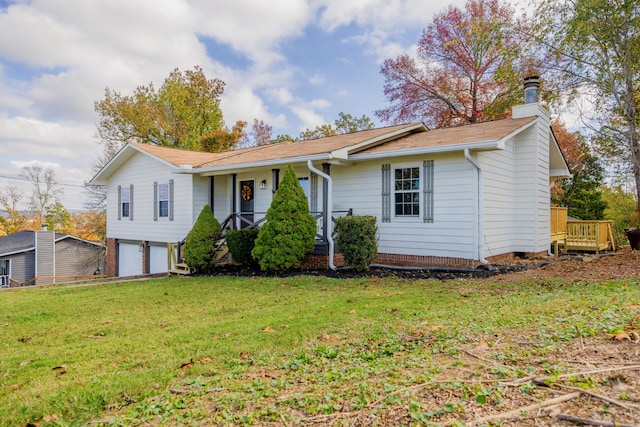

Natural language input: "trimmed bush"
[183,205,222,274]
[335,215,378,271]
[226,229,260,267]
[252,163,317,271]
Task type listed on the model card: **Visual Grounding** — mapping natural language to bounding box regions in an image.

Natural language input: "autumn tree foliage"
[95,66,226,152]
[0,186,28,236]
[299,112,375,140]
[551,120,606,220]
[200,121,247,153]
[376,0,533,128]
[538,0,640,213]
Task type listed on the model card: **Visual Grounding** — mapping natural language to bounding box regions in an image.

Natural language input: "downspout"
[307,160,336,270]
[464,149,490,265]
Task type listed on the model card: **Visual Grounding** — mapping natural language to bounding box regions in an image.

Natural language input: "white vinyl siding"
[332,155,476,260]
[106,153,196,243]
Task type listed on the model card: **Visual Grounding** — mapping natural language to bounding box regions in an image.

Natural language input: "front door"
[239,180,255,229]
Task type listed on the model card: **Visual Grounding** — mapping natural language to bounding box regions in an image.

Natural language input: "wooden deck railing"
[565,220,616,253]
[550,207,615,254]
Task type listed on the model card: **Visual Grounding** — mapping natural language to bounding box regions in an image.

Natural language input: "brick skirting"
[106,238,117,277]
[373,253,477,269]
[301,253,345,270]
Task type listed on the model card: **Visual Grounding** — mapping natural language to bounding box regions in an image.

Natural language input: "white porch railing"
[0,275,9,288]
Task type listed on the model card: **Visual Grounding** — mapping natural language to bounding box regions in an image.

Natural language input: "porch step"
[169,262,194,276]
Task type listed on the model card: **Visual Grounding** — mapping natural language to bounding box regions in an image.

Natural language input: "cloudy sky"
[2,0,526,211]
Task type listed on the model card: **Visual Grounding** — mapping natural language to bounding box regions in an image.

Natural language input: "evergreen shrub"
[183,205,221,274]
[252,163,317,271]
[335,215,378,271]
[226,229,259,267]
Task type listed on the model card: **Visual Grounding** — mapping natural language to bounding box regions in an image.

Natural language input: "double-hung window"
[394,167,420,216]
[382,161,434,223]
[158,183,169,218]
[153,180,174,221]
[118,185,133,220]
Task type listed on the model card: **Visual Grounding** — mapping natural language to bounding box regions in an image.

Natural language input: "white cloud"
[0,116,98,159]
[192,0,312,66]
[10,159,60,169]
[292,105,326,132]
[314,0,467,63]
[309,99,330,109]
[309,73,325,85]
[267,87,294,105]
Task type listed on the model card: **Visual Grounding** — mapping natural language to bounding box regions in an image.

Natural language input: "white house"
[90,94,570,277]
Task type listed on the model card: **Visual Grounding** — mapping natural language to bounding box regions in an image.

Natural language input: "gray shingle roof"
[0,231,35,256]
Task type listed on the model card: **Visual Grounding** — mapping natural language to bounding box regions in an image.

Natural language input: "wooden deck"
[550,207,616,254]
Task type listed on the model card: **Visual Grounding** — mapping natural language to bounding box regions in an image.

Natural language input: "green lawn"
[0,275,637,426]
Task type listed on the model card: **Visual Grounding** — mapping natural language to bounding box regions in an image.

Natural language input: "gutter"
[307,160,336,270]
[464,149,490,266]
[84,181,107,195]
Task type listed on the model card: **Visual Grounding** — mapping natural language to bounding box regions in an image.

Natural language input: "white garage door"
[118,243,143,277]
[149,245,168,274]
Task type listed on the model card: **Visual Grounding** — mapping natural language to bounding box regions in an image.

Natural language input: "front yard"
[0,250,639,426]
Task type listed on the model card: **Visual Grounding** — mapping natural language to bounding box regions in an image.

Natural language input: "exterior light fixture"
[260,179,267,190]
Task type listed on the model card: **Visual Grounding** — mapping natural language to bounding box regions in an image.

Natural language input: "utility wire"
[0,174,87,188]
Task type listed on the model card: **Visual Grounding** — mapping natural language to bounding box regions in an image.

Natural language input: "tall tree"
[539,0,640,211]
[22,166,61,225]
[551,120,607,220]
[44,201,74,234]
[376,0,533,128]
[94,66,225,152]
[199,121,246,153]
[299,112,375,140]
[0,186,28,236]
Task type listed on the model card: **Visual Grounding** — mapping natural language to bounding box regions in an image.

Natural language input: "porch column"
[322,163,331,242]
[208,176,214,213]
[272,168,280,194]
[230,173,237,229]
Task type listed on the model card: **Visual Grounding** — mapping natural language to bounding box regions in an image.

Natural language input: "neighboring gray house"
[0,230,105,287]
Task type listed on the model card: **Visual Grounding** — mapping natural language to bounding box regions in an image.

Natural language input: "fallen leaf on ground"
[263,327,275,333]
[19,360,32,367]
[180,359,194,370]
